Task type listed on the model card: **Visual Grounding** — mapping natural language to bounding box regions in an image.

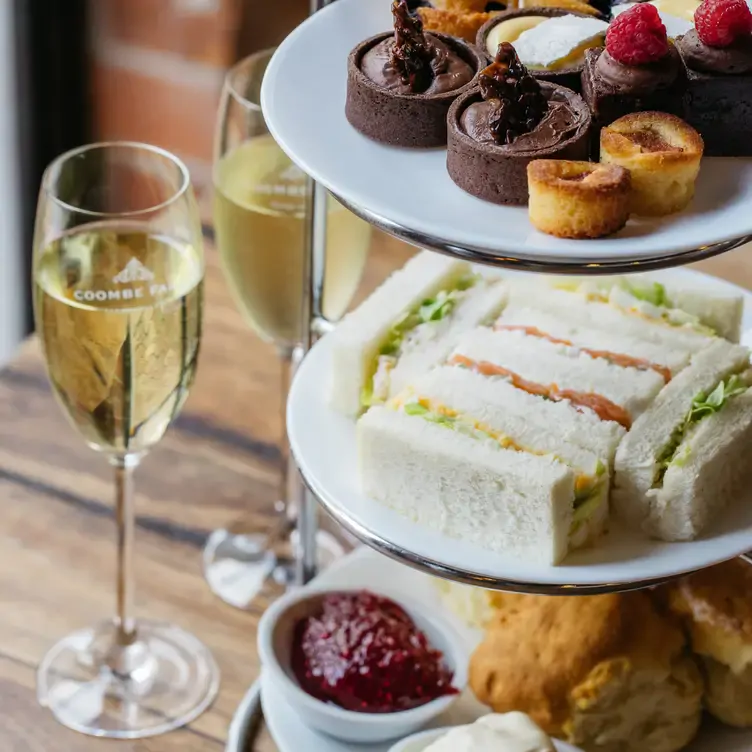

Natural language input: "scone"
[668,559,752,727]
[528,160,631,239]
[600,112,704,216]
[418,7,495,42]
[470,591,703,752]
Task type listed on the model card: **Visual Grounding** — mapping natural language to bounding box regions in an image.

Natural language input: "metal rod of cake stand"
[294,175,328,588]
[289,0,336,591]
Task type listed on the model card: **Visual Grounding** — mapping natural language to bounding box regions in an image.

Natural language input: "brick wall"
[89,0,308,218]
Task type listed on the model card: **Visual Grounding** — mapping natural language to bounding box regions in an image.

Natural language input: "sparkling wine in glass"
[204,49,372,607]
[33,142,219,739]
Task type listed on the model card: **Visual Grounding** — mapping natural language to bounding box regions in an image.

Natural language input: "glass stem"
[111,453,141,645]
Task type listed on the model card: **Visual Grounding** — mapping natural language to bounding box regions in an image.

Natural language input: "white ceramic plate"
[260,547,752,751]
[286,268,752,590]
[261,0,752,265]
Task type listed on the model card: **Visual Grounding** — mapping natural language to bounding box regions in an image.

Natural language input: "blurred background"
[5,0,409,366]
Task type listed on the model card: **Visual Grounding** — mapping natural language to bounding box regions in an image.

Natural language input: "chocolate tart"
[447,83,592,205]
[477,8,603,92]
[679,29,752,157]
[346,31,484,148]
[581,45,687,132]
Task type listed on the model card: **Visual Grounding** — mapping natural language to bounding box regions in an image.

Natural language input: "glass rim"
[224,47,276,113]
[42,141,192,219]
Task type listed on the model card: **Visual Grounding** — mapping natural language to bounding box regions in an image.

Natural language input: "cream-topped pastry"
[485,14,608,70]
[485,15,548,53]
[514,15,609,69]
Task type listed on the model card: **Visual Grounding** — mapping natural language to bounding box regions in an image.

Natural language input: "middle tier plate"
[287,268,752,594]
[262,0,752,268]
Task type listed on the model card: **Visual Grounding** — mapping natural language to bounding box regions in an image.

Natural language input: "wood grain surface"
[0,222,748,751]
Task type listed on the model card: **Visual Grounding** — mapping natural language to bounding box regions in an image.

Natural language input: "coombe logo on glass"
[72,257,172,304]
[112,258,154,284]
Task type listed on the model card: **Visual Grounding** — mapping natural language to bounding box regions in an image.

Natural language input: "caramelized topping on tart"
[479,42,548,144]
[391,0,437,93]
[561,171,591,181]
[623,128,683,152]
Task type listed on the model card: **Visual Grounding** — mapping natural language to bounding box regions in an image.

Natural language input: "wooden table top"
[0,226,748,751]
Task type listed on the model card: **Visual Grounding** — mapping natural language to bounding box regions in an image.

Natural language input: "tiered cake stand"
[229,0,752,747]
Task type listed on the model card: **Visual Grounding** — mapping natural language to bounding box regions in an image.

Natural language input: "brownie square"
[581,47,687,132]
[683,68,752,156]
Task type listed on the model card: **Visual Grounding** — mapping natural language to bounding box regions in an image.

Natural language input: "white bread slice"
[402,366,612,550]
[660,281,743,343]
[357,407,575,565]
[451,327,666,422]
[506,285,715,352]
[558,273,744,342]
[497,306,692,377]
[645,389,752,540]
[388,279,508,398]
[407,365,619,463]
[328,251,471,416]
[613,339,752,537]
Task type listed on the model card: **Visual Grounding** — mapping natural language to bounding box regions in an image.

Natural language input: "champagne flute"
[204,49,371,607]
[33,142,219,738]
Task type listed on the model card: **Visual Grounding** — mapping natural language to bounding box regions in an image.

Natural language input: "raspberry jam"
[291,590,458,713]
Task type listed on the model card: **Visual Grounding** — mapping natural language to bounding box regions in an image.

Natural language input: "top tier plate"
[261,0,752,270]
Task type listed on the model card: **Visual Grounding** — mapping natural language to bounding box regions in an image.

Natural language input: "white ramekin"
[257,587,468,744]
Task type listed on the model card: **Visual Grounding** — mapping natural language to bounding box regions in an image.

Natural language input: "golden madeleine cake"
[668,559,752,727]
[470,591,703,751]
[599,111,704,217]
[528,159,631,239]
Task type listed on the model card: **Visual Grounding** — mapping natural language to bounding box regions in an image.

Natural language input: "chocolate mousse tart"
[447,42,592,205]
[581,5,687,132]
[679,20,752,156]
[477,8,608,92]
[346,0,483,148]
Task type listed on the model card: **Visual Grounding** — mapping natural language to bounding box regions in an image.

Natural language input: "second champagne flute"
[204,49,372,607]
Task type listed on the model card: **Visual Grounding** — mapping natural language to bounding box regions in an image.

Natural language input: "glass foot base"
[36,620,219,739]
[203,526,345,609]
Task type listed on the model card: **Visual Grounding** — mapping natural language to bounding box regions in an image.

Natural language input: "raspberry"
[695,0,752,47]
[606,4,669,65]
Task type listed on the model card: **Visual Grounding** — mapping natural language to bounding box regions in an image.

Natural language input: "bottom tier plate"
[260,548,752,752]
[287,267,752,593]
